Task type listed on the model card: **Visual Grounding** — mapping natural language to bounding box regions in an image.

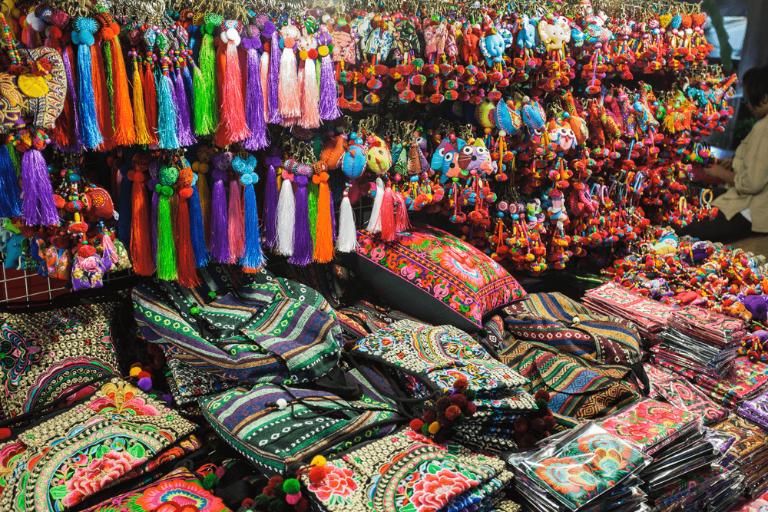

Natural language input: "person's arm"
[705,163,735,184]
[733,122,768,195]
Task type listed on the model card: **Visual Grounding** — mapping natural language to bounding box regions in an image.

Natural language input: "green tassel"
[194,14,221,135]
[103,39,115,125]
[156,166,178,281]
[308,182,318,247]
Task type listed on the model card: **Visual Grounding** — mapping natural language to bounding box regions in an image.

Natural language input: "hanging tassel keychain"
[209,151,232,263]
[155,164,179,281]
[0,143,21,218]
[128,153,154,276]
[263,151,282,250]
[12,129,59,226]
[155,32,180,149]
[317,27,341,121]
[232,153,265,271]
[275,163,296,257]
[193,13,222,136]
[175,159,200,287]
[188,164,210,270]
[242,23,268,150]
[215,20,251,147]
[96,12,136,146]
[312,163,334,263]
[71,16,103,149]
[297,29,320,129]
[284,158,314,266]
[278,23,302,124]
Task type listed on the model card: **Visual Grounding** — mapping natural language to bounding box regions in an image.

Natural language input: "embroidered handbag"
[0,379,197,511]
[133,270,342,396]
[0,299,121,421]
[301,428,514,512]
[201,383,403,476]
[499,339,640,422]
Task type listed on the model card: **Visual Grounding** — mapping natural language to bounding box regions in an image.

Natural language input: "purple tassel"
[243,47,269,150]
[173,68,196,146]
[317,30,341,121]
[263,158,280,249]
[61,49,83,151]
[267,26,282,125]
[288,174,312,266]
[329,187,337,242]
[209,153,231,263]
[21,149,59,226]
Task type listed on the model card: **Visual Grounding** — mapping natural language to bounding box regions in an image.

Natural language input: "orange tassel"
[176,166,200,287]
[91,43,115,150]
[99,15,135,146]
[312,171,334,263]
[142,60,158,142]
[128,155,154,276]
[131,55,152,145]
[380,185,396,242]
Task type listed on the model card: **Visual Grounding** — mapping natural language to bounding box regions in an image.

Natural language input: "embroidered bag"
[0,300,121,421]
[0,379,197,511]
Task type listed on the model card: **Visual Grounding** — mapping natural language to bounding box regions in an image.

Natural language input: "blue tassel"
[0,145,21,217]
[76,43,103,149]
[117,162,132,245]
[189,184,210,268]
[182,64,195,107]
[156,70,179,149]
[241,183,265,269]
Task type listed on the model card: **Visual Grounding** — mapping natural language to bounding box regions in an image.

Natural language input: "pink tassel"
[260,50,270,120]
[228,178,245,262]
[216,24,251,146]
[278,25,302,123]
[394,191,411,233]
[380,185,396,242]
[299,48,320,128]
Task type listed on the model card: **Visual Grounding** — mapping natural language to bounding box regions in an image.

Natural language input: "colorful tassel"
[155,165,178,281]
[55,47,80,151]
[337,188,357,252]
[278,24,301,123]
[91,37,115,150]
[175,165,199,287]
[194,14,221,136]
[380,184,396,241]
[275,171,295,257]
[263,162,280,249]
[72,17,103,149]
[289,172,313,266]
[130,51,154,145]
[189,180,210,268]
[19,133,58,227]
[173,67,196,146]
[366,177,385,233]
[156,35,179,149]
[215,21,251,146]
[299,37,320,129]
[99,14,136,146]
[0,144,21,218]
[243,27,268,151]
[394,190,411,233]
[128,154,154,276]
[233,154,265,269]
[141,58,159,143]
[317,29,341,121]
[209,152,231,263]
[227,178,245,262]
[266,22,282,124]
[312,171,334,263]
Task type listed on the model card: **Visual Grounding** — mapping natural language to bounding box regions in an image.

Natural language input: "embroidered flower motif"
[307,464,358,505]
[63,450,144,506]
[409,468,478,511]
[135,478,227,511]
[89,381,159,416]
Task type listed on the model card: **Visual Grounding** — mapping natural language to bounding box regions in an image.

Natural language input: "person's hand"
[718,158,733,170]
[704,163,735,183]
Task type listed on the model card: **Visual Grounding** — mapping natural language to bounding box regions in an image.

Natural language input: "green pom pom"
[201,472,218,489]
[282,478,301,495]
[158,166,179,187]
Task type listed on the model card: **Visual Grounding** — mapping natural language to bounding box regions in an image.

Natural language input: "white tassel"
[260,51,270,118]
[299,56,320,129]
[278,35,301,121]
[337,191,357,252]
[366,177,385,233]
[275,178,295,256]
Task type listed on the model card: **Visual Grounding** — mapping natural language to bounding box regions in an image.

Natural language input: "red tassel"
[214,35,250,147]
[394,190,411,233]
[176,166,200,287]
[91,42,115,150]
[142,59,158,143]
[128,155,154,276]
[380,185,396,242]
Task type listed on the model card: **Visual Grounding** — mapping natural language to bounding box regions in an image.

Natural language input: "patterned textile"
[499,339,639,421]
[357,227,526,329]
[503,292,643,366]
[201,383,401,475]
[711,415,768,496]
[508,423,647,511]
[734,490,768,512]
[21,47,67,130]
[645,363,727,425]
[0,301,120,420]
[0,379,197,511]
[738,388,768,432]
[301,428,512,512]
[133,270,342,396]
[82,467,230,512]
[599,399,697,455]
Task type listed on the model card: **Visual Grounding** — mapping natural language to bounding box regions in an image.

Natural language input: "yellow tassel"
[132,59,152,145]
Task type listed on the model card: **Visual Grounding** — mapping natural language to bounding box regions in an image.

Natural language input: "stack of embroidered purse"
[711,415,768,497]
[301,428,516,512]
[650,466,744,512]
[598,399,718,505]
[738,387,768,431]
[499,339,639,424]
[132,270,342,405]
[503,292,644,367]
[350,319,537,452]
[508,423,648,511]
[200,383,402,476]
[82,467,231,512]
[0,300,121,421]
[644,363,727,425]
[583,283,676,344]
[0,379,197,511]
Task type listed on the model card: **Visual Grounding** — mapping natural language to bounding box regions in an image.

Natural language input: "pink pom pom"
[286,492,302,505]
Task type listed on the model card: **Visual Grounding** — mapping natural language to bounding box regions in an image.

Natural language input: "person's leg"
[678,211,752,243]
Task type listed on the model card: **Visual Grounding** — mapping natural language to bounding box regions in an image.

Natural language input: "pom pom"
[282,478,300,495]
[453,377,469,391]
[276,398,288,409]
[465,401,477,416]
[444,405,462,421]
[137,377,152,391]
[450,394,468,409]
[310,455,327,467]
[436,397,451,410]
[409,418,424,431]
[286,492,302,505]
[534,390,551,403]
[428,421,441,435]
[0,427,11,440]
[308,465,327,485]
[129,366,142,378]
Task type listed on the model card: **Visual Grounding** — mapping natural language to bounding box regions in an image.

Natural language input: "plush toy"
[366,134,392,174]
[538,16,571,53]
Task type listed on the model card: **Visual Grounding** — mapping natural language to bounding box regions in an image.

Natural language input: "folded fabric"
[711,415,768,497]
[0,379,197,511]
[598,399,698,455]
[668,306,746,347]
[503,292,643,366]
[0,300,121,420]
[499,339,639,422]
[201,383,402,475]
[644,363,727,425]
[738,388,768,431]
[301,428,512,512]
[583,282,676,343]
[133,270,342,395]
[82,467,231,512]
